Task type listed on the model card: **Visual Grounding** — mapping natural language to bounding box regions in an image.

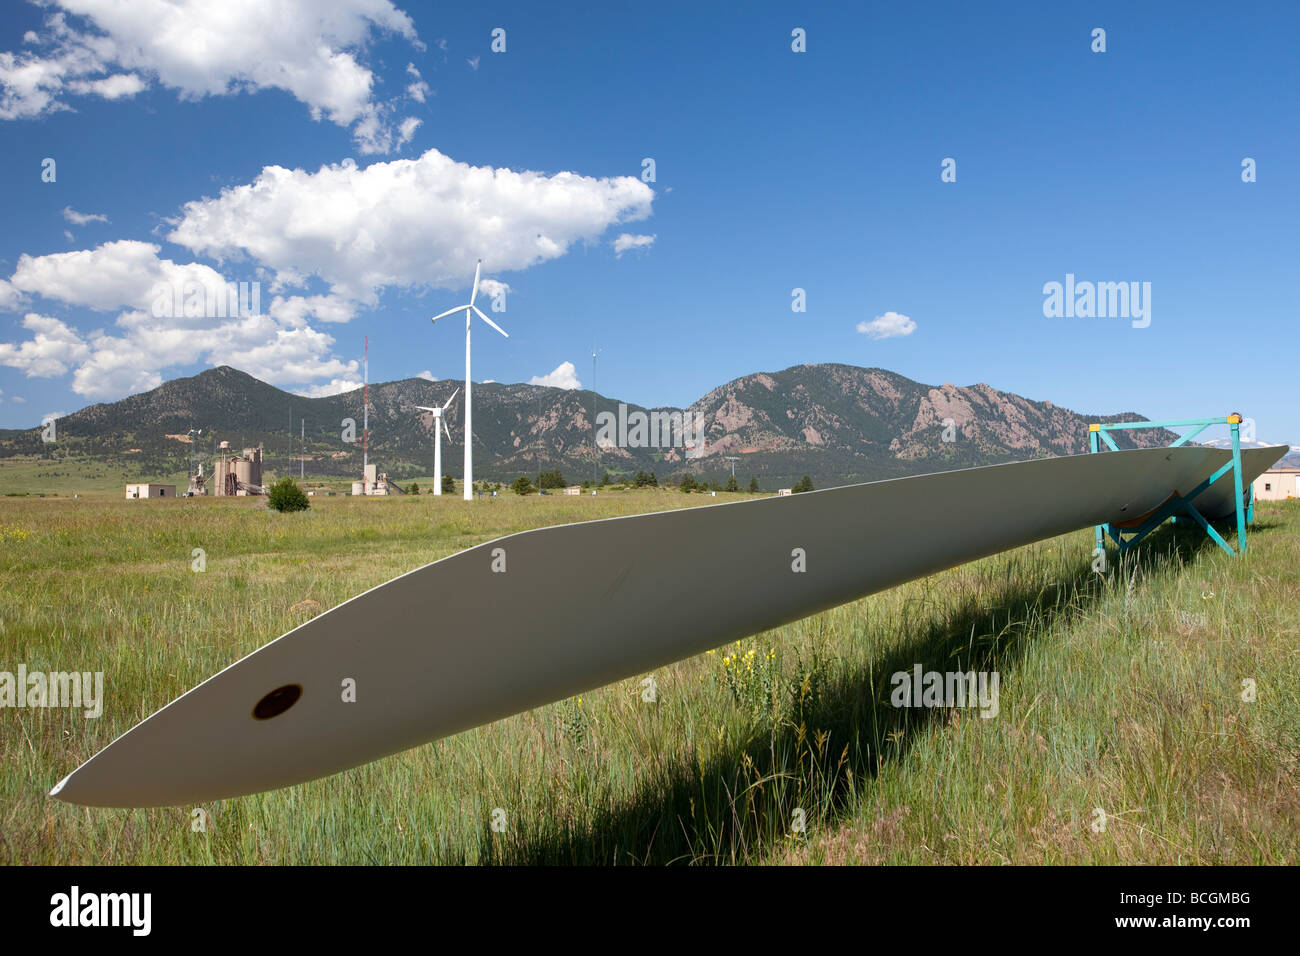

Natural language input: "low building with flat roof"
[125,483,177,499]
[1253,468,1300,501]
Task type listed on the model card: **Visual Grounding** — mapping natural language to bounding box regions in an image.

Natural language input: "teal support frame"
[1088,414,1252,557]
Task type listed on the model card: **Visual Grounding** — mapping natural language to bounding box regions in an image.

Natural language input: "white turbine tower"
[430,260,509,500]
[413,388,459,496]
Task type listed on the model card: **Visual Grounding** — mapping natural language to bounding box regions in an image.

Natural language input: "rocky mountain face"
[682,364,1173,483]
[0,363,1179,489]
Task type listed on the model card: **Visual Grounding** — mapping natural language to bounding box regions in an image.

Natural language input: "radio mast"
[363,336,369,494]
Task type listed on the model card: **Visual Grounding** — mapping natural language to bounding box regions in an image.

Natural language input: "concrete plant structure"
[212,441,264,496]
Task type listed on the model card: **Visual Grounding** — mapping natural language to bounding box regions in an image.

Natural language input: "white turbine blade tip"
[473,305,509,338]
[49,772,71,797]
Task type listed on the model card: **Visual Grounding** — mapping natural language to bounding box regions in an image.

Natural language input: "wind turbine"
[430,260,509,500]
[413,388,459,496]
[185,427,202,494]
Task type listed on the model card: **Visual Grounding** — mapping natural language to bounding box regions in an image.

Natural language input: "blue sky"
[1,1,1296,444]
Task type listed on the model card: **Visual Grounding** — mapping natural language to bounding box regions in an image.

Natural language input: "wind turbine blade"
[45,445,1288,807]
[413,406,439,413]
[431,305,468,323]
[442,387,460,410]
[443,419,452,442]
[469,259,482,307]
[472,304,509,338]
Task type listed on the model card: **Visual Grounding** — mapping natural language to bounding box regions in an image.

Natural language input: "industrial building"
[125,484,176,499]
[212,442,265,496]
[352,463,405,496]
[186,463,208,496]
[1253,467,1300,501]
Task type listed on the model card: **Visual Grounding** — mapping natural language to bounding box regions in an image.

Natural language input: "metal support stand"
[1089,414,1252,557]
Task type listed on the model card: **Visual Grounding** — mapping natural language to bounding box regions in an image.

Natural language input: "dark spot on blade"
[253,684,302,720]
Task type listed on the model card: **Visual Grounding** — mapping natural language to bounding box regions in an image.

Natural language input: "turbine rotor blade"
[442,387,460,410]
[46,445,1288,807]
[472,304,509,338]
[443,419,452,442]
[431,305,469,323]
[469,259,482,307]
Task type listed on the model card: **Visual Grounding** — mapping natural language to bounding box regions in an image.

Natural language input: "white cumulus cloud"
[293,377,363,398]
[0,313,92,377]
[268,294,357,326]
[167,148,654,302]
[528,361,581,390]
[612,233,655,257]
[856,311,916,340]
[7,239,231,317]
[1,0,422,153]
[65,72,145,99]
[62,206,109,225]
[405,62,430,102]
[0,242,357,399]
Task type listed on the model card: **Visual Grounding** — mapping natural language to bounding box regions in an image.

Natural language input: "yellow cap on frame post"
[1089,423,1101,432]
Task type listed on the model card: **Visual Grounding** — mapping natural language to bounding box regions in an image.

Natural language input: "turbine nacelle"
[414,388,458,441]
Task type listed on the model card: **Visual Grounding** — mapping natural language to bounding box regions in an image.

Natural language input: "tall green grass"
[1,492,1295,864]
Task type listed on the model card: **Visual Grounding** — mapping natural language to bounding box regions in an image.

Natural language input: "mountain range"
[0,363,1268,489]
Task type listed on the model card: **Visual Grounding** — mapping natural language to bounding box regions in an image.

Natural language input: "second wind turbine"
[413,388,458,496]
[430,259,509,500]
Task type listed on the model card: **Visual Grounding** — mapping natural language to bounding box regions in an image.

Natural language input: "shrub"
[268,476,310,512]
[511,476,534,496]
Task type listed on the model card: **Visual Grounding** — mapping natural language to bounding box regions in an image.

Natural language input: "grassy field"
[1,488,1296,865]
[0,455,183,496]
